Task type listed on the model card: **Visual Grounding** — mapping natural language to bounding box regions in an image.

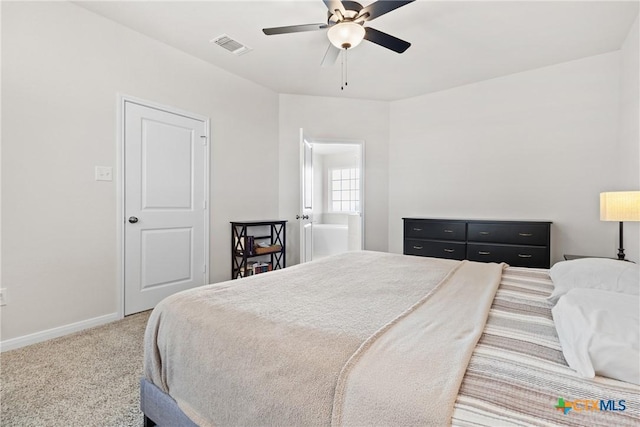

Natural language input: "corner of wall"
[618,13,640,262]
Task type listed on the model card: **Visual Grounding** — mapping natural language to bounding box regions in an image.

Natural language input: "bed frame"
[140,378,198,427]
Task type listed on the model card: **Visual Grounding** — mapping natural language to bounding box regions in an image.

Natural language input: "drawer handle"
[413,245,423,250]
[413,228,423,231]
[443,229,454,233]
[479,231,490,235]
[478,251,491,255]
[443,248,455,253]
[519,233,533,237]
[518,254,533,258]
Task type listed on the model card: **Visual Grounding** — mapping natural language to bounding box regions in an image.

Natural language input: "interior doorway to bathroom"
[299,134,364,262]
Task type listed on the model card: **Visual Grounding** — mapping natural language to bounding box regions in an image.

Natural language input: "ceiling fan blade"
[262,23,327,36]
[358,0,415,22]
[364,27,411,53]
[323,0,346,16]
[321,44,341,67]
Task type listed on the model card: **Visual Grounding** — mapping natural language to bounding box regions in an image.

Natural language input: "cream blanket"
[144,251,503,426]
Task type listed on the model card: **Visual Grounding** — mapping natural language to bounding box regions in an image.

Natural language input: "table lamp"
[600,191,640,260]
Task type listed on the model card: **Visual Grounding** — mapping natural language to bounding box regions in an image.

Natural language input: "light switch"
[95,166,113,181]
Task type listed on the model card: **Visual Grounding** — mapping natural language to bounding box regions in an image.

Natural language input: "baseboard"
[0,312,120,352]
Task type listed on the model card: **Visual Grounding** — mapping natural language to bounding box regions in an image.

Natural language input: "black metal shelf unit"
[231,220,287,279]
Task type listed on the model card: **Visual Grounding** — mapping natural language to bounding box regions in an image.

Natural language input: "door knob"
[296,215,310,220]
[128,216,139,224]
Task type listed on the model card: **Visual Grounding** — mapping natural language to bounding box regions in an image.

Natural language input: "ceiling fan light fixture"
[327,22,365,49]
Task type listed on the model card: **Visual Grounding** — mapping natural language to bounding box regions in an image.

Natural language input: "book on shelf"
[240,262,272,277]
[234,235,255,256]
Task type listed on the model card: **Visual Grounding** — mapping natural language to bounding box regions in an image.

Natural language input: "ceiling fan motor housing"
[327,1,363,25]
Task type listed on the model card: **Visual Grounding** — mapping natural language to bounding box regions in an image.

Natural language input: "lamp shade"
[327,22,365,49]
[600,191,640,221]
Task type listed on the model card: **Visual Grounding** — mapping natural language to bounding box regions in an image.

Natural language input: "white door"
[299,129,314,263]
[123,100,209,315]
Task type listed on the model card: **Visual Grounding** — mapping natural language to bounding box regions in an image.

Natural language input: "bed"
[141,251,639,426]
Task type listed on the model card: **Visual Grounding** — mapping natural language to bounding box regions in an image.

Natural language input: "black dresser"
[403,218,552,268]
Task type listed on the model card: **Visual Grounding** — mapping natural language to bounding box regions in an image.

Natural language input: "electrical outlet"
[0,288,7,306]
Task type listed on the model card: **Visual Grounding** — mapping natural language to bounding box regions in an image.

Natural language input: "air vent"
[211,34,252,56]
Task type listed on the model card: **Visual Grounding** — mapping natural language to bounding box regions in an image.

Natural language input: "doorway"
[299,130,364,263]
[120,96,210,315]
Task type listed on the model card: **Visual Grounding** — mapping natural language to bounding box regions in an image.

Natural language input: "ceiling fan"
[262,0,415,67]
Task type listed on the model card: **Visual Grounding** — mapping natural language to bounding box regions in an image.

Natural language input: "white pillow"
[552,288,640,385]
[549,258,639,303]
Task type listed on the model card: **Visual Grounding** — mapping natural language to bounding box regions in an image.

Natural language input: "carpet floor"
[1,311,151,427]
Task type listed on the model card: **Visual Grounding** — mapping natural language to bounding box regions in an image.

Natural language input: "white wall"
[617,16,640,262]
[1,2,279,343]
[278,94,389,265]
[389,51,634,264]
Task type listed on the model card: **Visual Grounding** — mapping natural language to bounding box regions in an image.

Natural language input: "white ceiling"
[75,0,639,101]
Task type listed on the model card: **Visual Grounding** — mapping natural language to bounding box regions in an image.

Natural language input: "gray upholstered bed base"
[140,378,199,427]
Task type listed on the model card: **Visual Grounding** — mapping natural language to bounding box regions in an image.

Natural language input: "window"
[330,168,360,212]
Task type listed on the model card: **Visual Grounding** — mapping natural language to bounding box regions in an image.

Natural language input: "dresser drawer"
[404,239,466,260]
[404,220,466,241]
[467,243,549,268]
[467,222,549,246]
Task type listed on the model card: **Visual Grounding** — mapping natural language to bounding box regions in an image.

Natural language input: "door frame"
[116,94,210,319]
[299,134,366,262]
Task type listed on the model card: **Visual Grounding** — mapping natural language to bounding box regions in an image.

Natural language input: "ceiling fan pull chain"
[340,48,349,91]
[341,49,344,90]
[345,48,348,88]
